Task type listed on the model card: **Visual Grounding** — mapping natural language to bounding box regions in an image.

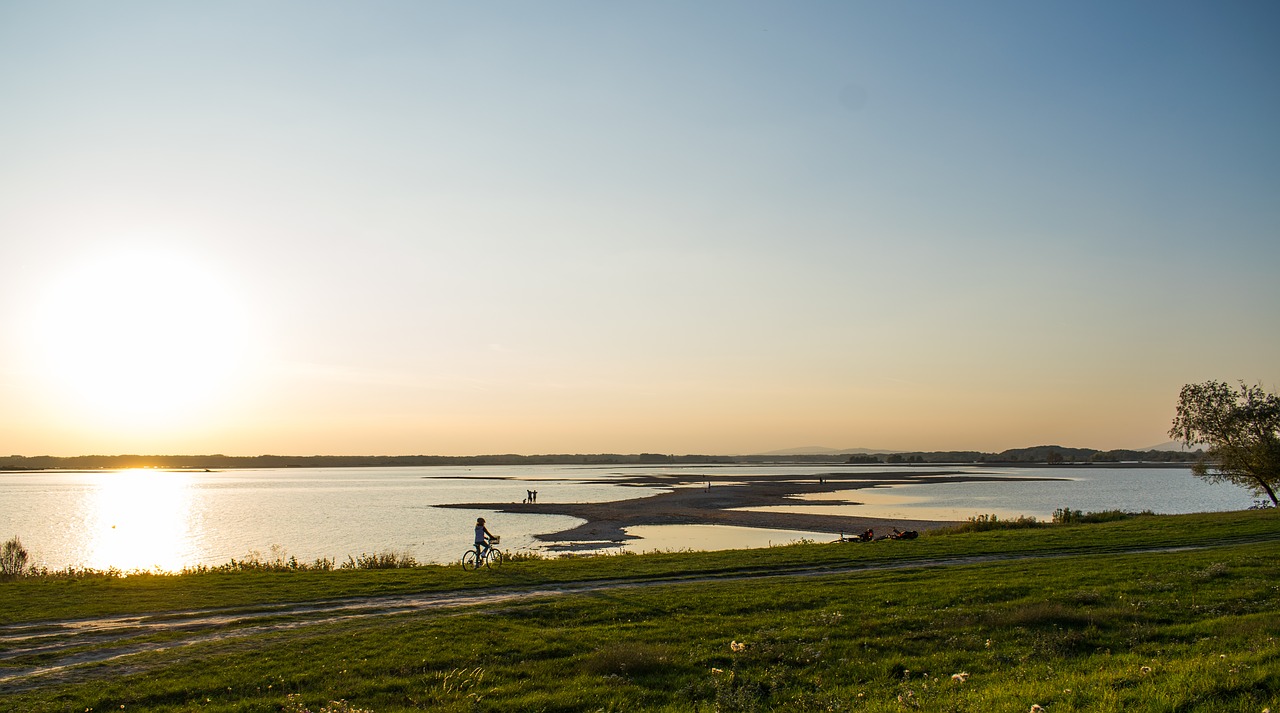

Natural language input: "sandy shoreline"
[437,469,1057,549]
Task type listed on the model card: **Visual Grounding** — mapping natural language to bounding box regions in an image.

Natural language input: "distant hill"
[996,445,1096,461]
[1138,441,1201,452]
[990,444,1200,464]
[752,446,891,456]
[751,443,1201,464]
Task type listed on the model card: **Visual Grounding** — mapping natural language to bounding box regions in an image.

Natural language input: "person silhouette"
[474,517,496,557]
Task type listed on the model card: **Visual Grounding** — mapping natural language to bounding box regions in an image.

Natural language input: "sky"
[1,1,1277,457]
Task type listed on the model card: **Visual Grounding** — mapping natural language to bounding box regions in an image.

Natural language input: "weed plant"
[283,695,374,713]
[1053,507,1155,524]
[0,536,30,578]
[341,552,419,570]
[941,513,1045,532]
[500,550,549,563]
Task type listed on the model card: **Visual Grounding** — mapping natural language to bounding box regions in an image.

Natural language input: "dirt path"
[0,538,1260,694]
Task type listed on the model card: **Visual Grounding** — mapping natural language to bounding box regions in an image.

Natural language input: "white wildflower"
[730,640,746,652]
[951,672,970,683]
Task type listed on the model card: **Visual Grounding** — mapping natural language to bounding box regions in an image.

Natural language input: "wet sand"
[437,469,1054,549]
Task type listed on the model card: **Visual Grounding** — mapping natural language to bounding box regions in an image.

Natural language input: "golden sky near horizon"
[2,3,1278,457]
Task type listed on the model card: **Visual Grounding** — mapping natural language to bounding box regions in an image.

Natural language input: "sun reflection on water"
[86,469,198,572]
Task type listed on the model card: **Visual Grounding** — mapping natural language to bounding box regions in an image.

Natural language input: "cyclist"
[474,517,497,558]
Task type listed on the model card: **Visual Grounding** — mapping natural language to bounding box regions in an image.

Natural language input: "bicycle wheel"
[486,548,504,569]
[461,550,480,571]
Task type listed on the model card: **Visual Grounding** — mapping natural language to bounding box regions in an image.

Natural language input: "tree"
[1169,381,1280,507]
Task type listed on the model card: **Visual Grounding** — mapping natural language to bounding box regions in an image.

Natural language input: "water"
[0,466,651,571]
[0,464,1256,571]
[738,466,1256,521]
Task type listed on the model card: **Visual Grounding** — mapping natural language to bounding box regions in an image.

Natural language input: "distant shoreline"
[0,450,1198,472]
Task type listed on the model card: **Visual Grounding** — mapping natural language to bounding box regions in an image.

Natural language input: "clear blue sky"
[2,1,1277,456]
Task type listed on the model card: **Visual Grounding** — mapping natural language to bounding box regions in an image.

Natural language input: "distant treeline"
[0,445,1198,471]
[0,453,702,470]
[846,445,1200,465]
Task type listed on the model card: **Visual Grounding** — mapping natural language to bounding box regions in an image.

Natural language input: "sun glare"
[86,468,197,572]
[26,250,254,425]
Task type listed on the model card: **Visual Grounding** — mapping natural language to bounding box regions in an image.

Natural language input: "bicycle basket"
[490,535,501,544]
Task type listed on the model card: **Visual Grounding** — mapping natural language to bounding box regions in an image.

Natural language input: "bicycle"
[461,536,503,571]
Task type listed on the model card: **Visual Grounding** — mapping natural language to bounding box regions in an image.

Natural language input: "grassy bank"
[2,510,1278,712]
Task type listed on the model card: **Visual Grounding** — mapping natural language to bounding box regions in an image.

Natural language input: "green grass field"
[2,509,1278,712]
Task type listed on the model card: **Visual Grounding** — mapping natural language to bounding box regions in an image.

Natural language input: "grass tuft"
[341,551,418,570]
[1192,561,1230,580]
[501,550,549,562]
[941,513,1044,533]
[282,693,374,713]
[993,601,1095,629]
[583,642,674,677]
[1055,507,1155,524]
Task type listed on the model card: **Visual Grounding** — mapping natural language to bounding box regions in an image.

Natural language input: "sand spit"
[437,469,1059,549]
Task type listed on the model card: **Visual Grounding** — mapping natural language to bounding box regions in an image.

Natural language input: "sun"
[26,249,254,425]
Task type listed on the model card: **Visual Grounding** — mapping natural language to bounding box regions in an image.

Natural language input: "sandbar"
[437,469,1055,549]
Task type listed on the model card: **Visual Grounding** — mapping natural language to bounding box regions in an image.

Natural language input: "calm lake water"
[0,464,1256,571]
